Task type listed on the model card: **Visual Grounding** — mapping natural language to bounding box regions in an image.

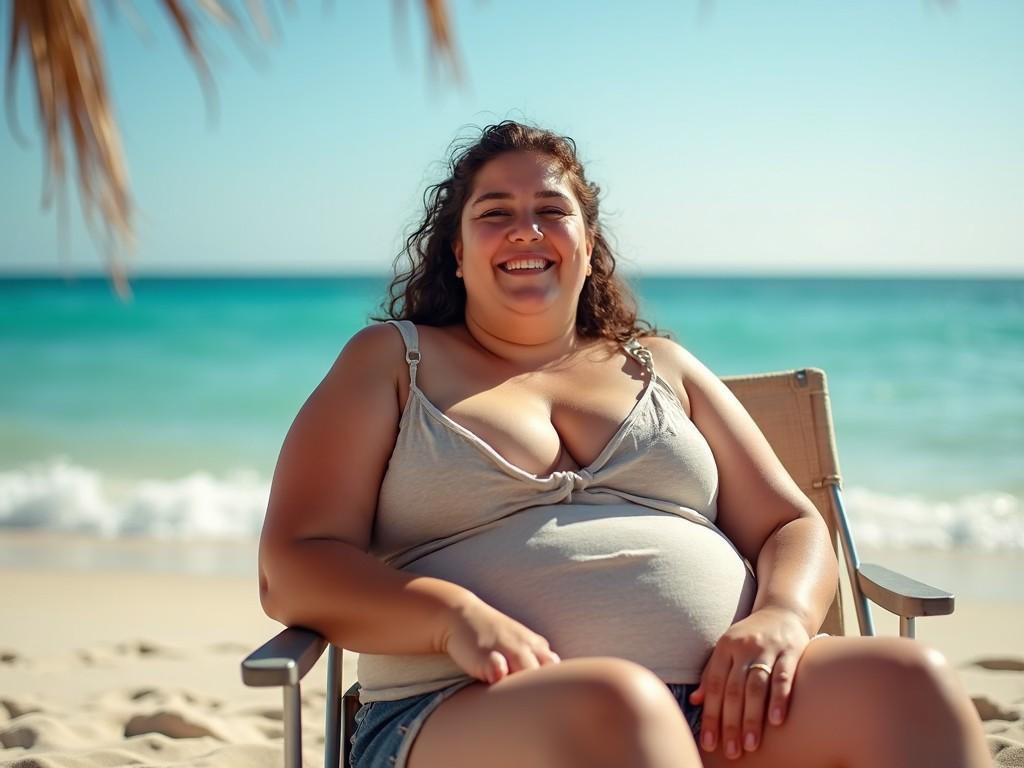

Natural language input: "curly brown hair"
[378,120,659,342]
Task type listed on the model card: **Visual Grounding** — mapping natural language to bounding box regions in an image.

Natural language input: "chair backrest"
[721,368,847,636]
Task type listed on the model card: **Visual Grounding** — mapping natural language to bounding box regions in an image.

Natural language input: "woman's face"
[454,151,593,326]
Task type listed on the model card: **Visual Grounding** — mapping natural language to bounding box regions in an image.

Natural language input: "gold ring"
[746,662,773,675]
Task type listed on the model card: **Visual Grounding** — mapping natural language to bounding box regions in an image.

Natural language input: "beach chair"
[241,368,955,768]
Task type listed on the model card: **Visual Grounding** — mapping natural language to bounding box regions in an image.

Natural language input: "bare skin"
[260,149,990,767]
[409,638,990,768]
[405,323,668,475]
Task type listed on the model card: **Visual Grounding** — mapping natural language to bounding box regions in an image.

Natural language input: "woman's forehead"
[472,151,569,194]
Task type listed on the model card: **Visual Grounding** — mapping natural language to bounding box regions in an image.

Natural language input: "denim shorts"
[348,679,702,768]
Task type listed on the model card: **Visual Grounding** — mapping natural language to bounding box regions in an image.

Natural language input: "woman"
[258,121,989,768]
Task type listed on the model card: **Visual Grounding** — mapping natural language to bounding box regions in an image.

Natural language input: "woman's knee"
[552,658,693,766]
[869,638,952,687]
[828,637,960,714]
[566,657,680,725]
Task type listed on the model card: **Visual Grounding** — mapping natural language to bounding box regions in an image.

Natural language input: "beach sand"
[1,535,1022,766]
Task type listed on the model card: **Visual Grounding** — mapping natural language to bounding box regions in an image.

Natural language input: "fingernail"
[744,732,757,750]
[726,739,739,758]
[770,706,782,724]
[702,731,715,751]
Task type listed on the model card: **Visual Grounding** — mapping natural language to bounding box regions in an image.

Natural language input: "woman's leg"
[699,636,990,768]
[407,656,704,768]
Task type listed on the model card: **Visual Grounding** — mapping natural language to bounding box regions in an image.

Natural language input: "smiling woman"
[257,121,991,768]
[380,121,650,343]
[454,151,592,325]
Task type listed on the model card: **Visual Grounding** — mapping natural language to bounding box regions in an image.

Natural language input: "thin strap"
[623,338,654,374]
[385,319,421,387]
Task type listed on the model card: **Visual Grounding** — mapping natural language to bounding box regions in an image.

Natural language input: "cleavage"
[424,374,647,476]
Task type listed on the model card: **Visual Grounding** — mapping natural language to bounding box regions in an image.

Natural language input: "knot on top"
[570,468,594,491]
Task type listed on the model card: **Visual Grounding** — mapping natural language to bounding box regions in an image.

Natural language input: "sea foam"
[0,459,268,539]
[0,458,1022,550]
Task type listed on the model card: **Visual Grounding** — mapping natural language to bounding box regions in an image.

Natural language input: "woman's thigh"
[406,656,702,768]
[699,635,973,768]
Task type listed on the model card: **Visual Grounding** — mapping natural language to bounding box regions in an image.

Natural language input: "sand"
[1,535,1022,767]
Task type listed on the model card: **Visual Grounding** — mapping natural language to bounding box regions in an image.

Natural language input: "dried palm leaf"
[4,0,460,291]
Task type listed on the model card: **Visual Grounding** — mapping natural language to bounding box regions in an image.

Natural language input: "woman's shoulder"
[314,322,410,401]
[636,333,699,375]
[634,334,721,418]
[326,321,464,392]
[337,322,408,367]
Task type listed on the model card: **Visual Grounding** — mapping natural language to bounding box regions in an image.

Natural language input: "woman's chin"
[499,286,565,314]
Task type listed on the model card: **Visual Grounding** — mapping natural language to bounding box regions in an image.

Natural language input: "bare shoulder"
[320,322,407,394]
[260,322,407,553]
[637,334,720,418]
[639,333,697,363]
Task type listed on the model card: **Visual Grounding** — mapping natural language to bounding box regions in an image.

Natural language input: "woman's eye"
[479,208,568,219]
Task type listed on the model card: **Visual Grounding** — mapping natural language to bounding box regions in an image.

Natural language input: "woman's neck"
[462,312,585,370]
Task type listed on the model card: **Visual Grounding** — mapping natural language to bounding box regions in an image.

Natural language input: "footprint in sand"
[1,697,45,720]
[972,695,1022,722]
[124,710,219,740]
[0,649,28,667]
[968,658,1024,672]
[124,706,268,742]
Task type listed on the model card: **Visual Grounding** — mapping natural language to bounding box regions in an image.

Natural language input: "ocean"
[1,275,1022,562]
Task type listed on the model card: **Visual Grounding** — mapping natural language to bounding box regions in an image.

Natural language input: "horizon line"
[2,270,1023,281]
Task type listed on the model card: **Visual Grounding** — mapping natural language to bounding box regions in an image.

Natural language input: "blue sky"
[2,1,1022,276]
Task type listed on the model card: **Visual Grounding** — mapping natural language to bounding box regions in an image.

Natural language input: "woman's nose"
[508,217,543,242]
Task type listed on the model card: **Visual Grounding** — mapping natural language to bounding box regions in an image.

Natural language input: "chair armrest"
[241,626,328,687]
[856,562,954,619]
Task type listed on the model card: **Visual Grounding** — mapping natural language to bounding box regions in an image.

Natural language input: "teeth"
[502,258,549,271]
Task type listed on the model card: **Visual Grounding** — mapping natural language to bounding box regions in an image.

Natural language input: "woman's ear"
[453,238,463,266]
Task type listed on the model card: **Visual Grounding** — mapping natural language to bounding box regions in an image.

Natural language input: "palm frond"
[4,0,460,287]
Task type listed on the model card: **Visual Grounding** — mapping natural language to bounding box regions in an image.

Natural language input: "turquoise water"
[1,275,1021,548]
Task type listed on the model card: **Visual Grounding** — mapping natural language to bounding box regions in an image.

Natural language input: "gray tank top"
[356,320,757,702]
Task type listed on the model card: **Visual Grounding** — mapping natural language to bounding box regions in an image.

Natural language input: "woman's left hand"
[688,607,811,760]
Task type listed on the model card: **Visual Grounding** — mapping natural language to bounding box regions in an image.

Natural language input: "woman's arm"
[258,323,480,655]
[645,337,839,636]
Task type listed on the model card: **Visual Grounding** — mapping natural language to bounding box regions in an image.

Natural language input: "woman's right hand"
[439,597,561,684]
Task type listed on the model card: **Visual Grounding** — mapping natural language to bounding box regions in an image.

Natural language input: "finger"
[741,661,774,753]
[534,638,560,665]
[697,653,732,754]
[486,651,508,683]
[504,645,541,675]
[539,649,561,665]
[688,682,703,704]
[720,658,750,760]
[768,651,797,726]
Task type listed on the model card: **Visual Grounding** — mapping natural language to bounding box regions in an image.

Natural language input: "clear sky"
[2,1,1022,276]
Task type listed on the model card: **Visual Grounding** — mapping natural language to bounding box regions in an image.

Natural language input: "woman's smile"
[497,255,556,275]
